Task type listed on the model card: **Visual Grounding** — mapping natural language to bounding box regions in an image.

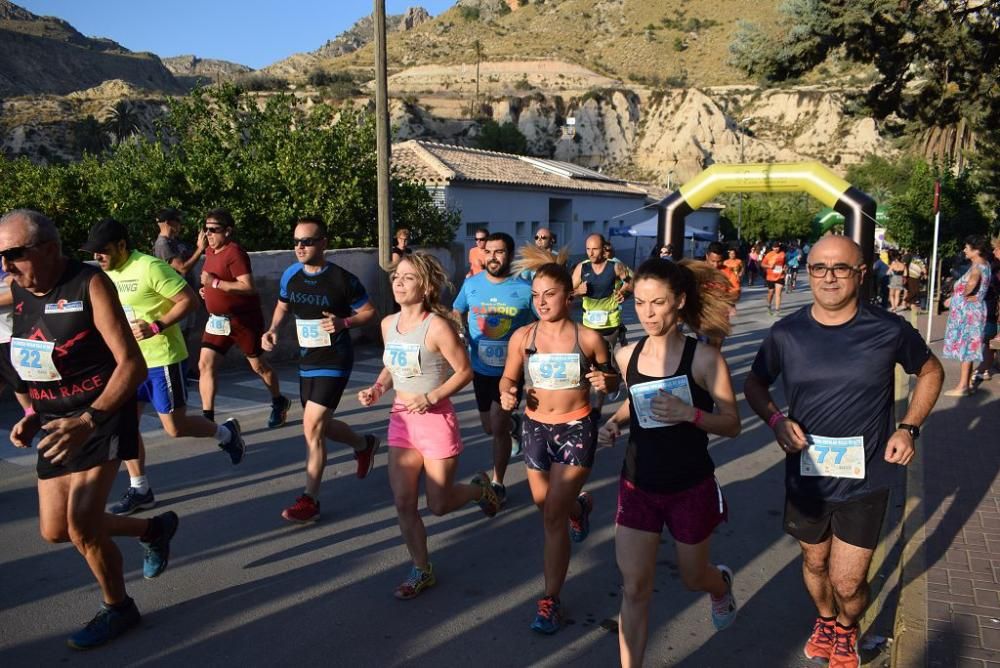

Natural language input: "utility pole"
[473,39,482,118]
[374,0,393,313]
[736,116,752,243]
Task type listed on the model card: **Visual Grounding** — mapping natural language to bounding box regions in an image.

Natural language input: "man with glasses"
[467,228,489,277]
[1,209,175,649]
[198,208,290,429]
[0,267,30,414]
[262,216,381,523]
[534,228,554,252]
[745,235,943,667]
[81,219,245,516]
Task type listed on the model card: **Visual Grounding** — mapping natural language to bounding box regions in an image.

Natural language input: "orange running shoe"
[803,616,837,661]
[829,623,860,668]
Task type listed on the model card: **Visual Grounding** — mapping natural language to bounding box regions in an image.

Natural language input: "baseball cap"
[81,219,129,253]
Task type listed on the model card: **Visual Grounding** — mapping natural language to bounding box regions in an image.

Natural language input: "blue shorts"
[137,361,188,415]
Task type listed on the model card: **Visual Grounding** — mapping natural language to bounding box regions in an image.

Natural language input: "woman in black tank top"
[597,257,742,667]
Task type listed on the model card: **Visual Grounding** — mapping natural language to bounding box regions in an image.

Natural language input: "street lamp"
[736,116,753,243]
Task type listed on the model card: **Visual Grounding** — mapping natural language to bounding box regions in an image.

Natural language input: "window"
[466,222,488,239]
[516,221,526,239]
[583,220,596,234]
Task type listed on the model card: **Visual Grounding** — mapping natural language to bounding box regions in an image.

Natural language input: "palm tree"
[105,101,142,145]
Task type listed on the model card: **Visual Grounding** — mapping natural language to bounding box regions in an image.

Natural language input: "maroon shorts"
[615,475,728,544]
[201,310,265,357]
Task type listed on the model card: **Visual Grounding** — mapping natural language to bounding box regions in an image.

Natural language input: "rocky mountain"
[162,55,253,90]
[0,0,183,96]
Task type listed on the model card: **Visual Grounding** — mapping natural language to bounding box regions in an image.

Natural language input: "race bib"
[800,435,865,479]
[205,314,231,336]
[772,265,784,275]
[295,319,331,348]
[122,305,137,323]
[384,342,421,378]
[10,337,61,382]
[528,353,581,390]
[583,310,609,327]
[477,339,508,368]
[629,376,693,429]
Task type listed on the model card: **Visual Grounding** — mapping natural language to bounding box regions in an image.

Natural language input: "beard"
[486,259,510,278]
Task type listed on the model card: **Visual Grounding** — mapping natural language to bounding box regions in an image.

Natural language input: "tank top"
[522,322,591,391]
[623,335,715,493]
[383,312,451,394]
[10,260,118,419]
[581,260,622,330]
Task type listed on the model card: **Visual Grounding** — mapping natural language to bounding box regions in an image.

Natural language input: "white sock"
[130,475,149,494]
[215,424,233,444]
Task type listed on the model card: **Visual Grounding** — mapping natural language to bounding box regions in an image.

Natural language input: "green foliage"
[72,115,110,155]
[104,101,142,145]
[474,120,529,155]
[0,85,459,255]
[672,37,687,52]
[459,6,480,21]
[233,72,289,92]
[718,192,818,242]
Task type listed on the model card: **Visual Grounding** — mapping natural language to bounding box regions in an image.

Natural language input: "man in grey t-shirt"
[153,208,205,282]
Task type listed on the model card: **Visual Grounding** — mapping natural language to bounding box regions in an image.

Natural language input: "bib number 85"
[301,324,320,339]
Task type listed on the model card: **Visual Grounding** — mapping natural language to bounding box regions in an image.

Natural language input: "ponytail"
[633,258,736,340]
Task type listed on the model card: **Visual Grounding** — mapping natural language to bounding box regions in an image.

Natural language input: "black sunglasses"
[535,235,550,240]
[204,226,226,233]
[294,237,325,247]
[475,237,487,242]
[0,243,39,263]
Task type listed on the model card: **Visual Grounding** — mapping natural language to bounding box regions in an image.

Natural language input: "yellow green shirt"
[105,250,189,368]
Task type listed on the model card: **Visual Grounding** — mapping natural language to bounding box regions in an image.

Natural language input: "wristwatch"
[897,423,920,439]
[80,407,112,428]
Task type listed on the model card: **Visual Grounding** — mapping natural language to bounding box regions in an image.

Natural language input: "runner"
[761,241,786,316]
[596,257,740,666]
[1,209,177,649]
[723,248,744,286]
[534,227,554,252]
[785,243,802,292]
[198,208,290,428]
[452,232,534,505]
[467,228,489,277]
[262,216,381,523]
[573,233,632,355]
[358,252,500,599]
[81,219,246,516]
[0,267,30,412]
[744,235,944,667]
[704,242,741,348]
[498,258,618,634]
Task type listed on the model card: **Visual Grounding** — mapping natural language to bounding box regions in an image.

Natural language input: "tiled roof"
[392,140,649,197]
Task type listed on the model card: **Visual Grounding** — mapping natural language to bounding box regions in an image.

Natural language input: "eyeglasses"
[204,226,225,233]
[807,263,863,279]
[475,237,487,242]
[0,243,36,263]
[535,235,550,241]
[293,237,324,247]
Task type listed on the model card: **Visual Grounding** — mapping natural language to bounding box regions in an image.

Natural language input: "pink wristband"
[372,382,385,396]
[24,407,36,417]
[344,317,352,329]
[692,408,704,427]
[767,411,786,429]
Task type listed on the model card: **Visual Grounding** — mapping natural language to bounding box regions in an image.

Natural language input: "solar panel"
[518,156,624,183]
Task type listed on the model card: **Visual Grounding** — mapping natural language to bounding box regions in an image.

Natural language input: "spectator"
[467,228,488,277]
[974,237,1000,381]
[942,236,992,396]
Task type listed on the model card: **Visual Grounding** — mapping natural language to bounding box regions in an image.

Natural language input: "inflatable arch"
[655,162,876,269]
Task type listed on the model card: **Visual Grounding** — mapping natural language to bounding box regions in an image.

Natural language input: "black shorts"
[299,374,349,410]
[472,372,522,413]
[766,280,782,290]
[36,398,140,480]
[522,410,598,471]
[783,487,890,551]
[0,341,28,394]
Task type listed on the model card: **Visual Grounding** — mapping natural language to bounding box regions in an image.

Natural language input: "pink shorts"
[615,475,728,545]
[387,399,463,460]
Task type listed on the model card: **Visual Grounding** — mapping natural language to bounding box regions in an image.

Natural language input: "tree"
[104,101,142,145]
[475,120,529,155]
[718,192,818,242]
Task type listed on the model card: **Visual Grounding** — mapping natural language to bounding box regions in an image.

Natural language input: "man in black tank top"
[1,209,179,650]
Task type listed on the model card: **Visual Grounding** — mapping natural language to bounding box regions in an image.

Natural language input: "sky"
[16,0,457,70]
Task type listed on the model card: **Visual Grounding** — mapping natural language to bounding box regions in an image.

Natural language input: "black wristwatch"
[897,423,920,439]
[81,407,112,428]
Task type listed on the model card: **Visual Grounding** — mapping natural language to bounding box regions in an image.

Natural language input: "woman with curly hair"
[942,235,993,396]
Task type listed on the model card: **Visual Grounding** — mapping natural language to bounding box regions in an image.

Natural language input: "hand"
[261,330,278,352]
[598,419,621,447]
[574,281,588,296]
[10,413,41,448]
[200,271,211,287]
[614,289,626,304]
[199,286,206,300]
[586,366,611,393]
[196,229,207,251]
[320,311,340,334]
[131,319,154,341]
[403,393,433,414]
[884,430,916,465]
[357,386,380,407]
[499,386,519,411]
[648,391,695,424]
[37,416,95,465]
[774,418,808,453]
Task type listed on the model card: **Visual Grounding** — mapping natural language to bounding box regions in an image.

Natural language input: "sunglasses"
[204,226,226,233]
[535,235,550,240]
[475,237,487,242]
[0,243,40,263]
[293,237,324,247]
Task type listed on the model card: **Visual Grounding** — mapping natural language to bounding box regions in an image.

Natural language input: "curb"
[892,446,927,667]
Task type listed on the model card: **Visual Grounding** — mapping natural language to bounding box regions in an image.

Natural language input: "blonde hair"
[511,243,570,275]
[392,252,463,332]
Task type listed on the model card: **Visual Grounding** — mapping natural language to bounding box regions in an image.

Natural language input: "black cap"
[81,219,129,253]
[155,207,182,223]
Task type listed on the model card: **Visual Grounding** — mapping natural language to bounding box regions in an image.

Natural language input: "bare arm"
[172,231,207,275]
[425,318,473,404]
[498,327,528,402]
[691,345,741,438]
[744,370,808,453]
[572,263,588,296]
[963,267,982,299]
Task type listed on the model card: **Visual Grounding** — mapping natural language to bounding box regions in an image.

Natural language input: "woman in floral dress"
[942,236,993,396]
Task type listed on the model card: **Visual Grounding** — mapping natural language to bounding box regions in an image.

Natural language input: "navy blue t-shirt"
[750,303,931,503]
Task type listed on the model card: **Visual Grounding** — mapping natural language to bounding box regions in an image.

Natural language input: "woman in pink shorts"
[599,257,742,667]
[358,253,500,600]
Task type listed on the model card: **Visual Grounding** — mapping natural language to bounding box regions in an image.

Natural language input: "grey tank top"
[383,312,452,394]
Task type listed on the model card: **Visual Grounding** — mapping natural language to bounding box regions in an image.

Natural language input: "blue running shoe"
[711,565,738,630]
[109,487,155,516]
[142,511,179,579]
[530,596,561,635]
[569,492,593,543]
[67,597,141,650]
[268,395,291,428]
[218,418,245,465]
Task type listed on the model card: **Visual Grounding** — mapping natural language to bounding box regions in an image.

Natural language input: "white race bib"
[10,337,61,382]
[772,265,784,275]
[583,310,609,327]
[629,376,693,429]
[800,435,865,479]
[528,353,581,390]
[477,339,508,368]
[384,342,421,378]
[205,314,231,336]
[122,305,137,323]
[295,319,331,348]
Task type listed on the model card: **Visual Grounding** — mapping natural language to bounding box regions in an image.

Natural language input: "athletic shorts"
[522,407,597,471]
[388,398,463,460]
[36,397,139,480]
[783,487,890,551]
[137,361,187,414]
[0,341,27,394]
[615,475,728,545]
[201,310,265,357]
[766,279,782,290]
[472,372,521,413]
[299,374,349,410]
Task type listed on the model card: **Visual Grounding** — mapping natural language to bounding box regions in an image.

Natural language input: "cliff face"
[162,56,253,90]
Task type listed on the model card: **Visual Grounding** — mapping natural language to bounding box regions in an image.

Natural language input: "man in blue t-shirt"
[745,235,943,666]
[453,232,534,504]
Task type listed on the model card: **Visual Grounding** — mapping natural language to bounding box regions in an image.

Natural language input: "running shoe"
[569,492,593,543]
[829,623,860,668]
[711,565,738,630]
[393,563,436,600]
[109,486,155,515]
[472,472,500,517]
[218,418,245,465]
[355,434,381,479]
[492,481,507,508]
[804,617,837,661]
[141,511,179,579]
[267,395,291,428]
[510,412,523,457]
[67,597,141,650]
[282,494,320,523]
[530,595,561,635]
